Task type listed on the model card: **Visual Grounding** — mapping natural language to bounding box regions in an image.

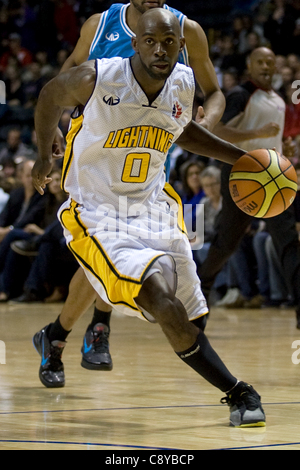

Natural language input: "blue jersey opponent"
[89,3,189,65]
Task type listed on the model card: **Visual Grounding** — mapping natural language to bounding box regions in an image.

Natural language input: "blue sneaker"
[33,325,66,388]
[81,323,113,371]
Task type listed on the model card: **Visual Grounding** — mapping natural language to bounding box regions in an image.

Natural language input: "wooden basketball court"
[0,303,300,450]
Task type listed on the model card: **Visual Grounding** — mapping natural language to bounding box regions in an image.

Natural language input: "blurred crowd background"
[0,0,300,309]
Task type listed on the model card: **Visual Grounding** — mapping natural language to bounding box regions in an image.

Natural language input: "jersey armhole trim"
[121,4,135,38]
[89,11,108,57]
[181,16,189,66]
[83,60,99,113]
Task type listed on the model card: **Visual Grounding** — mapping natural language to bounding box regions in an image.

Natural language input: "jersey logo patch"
[103,95,121,106]
[105,32,120,42]
[172,101,183,119]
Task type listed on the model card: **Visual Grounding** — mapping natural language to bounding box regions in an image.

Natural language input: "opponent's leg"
[59,267,97,332]
[135,273,266,427]
[33,267,113,388]
[81,294,113,371]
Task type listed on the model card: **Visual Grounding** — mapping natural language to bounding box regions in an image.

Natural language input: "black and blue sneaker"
[81,323,113,371]
[33,325,66,388]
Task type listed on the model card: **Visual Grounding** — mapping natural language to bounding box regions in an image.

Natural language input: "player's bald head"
[131,8,185,83]
[136,8,181,40]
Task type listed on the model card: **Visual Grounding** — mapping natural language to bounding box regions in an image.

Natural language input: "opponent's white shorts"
[59,191,208,323]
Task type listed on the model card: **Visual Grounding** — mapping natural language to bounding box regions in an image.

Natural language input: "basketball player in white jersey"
[35,0,227,376]
[32,9,265,428]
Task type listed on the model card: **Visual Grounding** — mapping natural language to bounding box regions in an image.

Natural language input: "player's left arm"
[184,19,225,131]
[176,120,245,165]
[33,61,96,194]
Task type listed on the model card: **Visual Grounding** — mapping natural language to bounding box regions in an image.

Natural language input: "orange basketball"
[229,149,298,218]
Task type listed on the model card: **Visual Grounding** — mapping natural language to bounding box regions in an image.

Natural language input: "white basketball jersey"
[62,57,195,213]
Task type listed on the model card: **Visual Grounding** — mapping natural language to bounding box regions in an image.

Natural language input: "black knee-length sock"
[176,331,238,393]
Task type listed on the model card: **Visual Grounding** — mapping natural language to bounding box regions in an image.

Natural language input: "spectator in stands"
[0,160,45,242]
[264,0,300,55]
[11,217,78,303]
[0,128,36,167]
[187,166,227,303]
[54,0,79,50]
[0,33,32,71]
[222,71,239,94]
[199,166,222,245]
[181,161,206,247]
[3,64,24,106]
[22,61,46,108]
[0,167,66,301]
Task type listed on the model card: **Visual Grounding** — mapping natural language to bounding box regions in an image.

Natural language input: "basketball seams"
[230,149,297,218]
[282,163,298,183]
[231,185,265,205]
[230,178,264,204]
[267,149,286,212]
[244,151,270,171]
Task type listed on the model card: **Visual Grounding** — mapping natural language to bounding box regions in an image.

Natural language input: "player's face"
[134,20,185,81]
[131,0,166,14]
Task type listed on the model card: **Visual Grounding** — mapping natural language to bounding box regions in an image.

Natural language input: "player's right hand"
[32,158,53,195]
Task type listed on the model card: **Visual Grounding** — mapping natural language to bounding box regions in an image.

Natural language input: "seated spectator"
[199,166,223,245]
[35,50,54,78]
[3,64,25,106]
[54,0,79,50]
[181,161,205,239]
[216,221,260,309]
[11,218,78,303]
[273,55,288,90]
[0,167,66,301]
[22,62,46,108]
[253,230,291,306]
[192,167,227,301]
[264,1,298,55]
[0,33,33,71]
[0,128,36,167]
[0,160,45,242]
[278,65,294,100]
[222,71,239,94]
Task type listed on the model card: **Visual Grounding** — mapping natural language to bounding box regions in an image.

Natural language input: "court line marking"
[0,439,180,450]
[0,401,299,416]
[219,442,300,450]
[0,438,300,451]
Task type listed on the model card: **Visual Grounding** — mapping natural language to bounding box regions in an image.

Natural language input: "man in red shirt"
[0,33,32,71]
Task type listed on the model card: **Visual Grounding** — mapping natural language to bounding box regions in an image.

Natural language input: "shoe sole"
[81,358,113,371]
[33,334,66,389]
[11,245,39,256]
[231,421,266,428]
[39,369,65,389]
